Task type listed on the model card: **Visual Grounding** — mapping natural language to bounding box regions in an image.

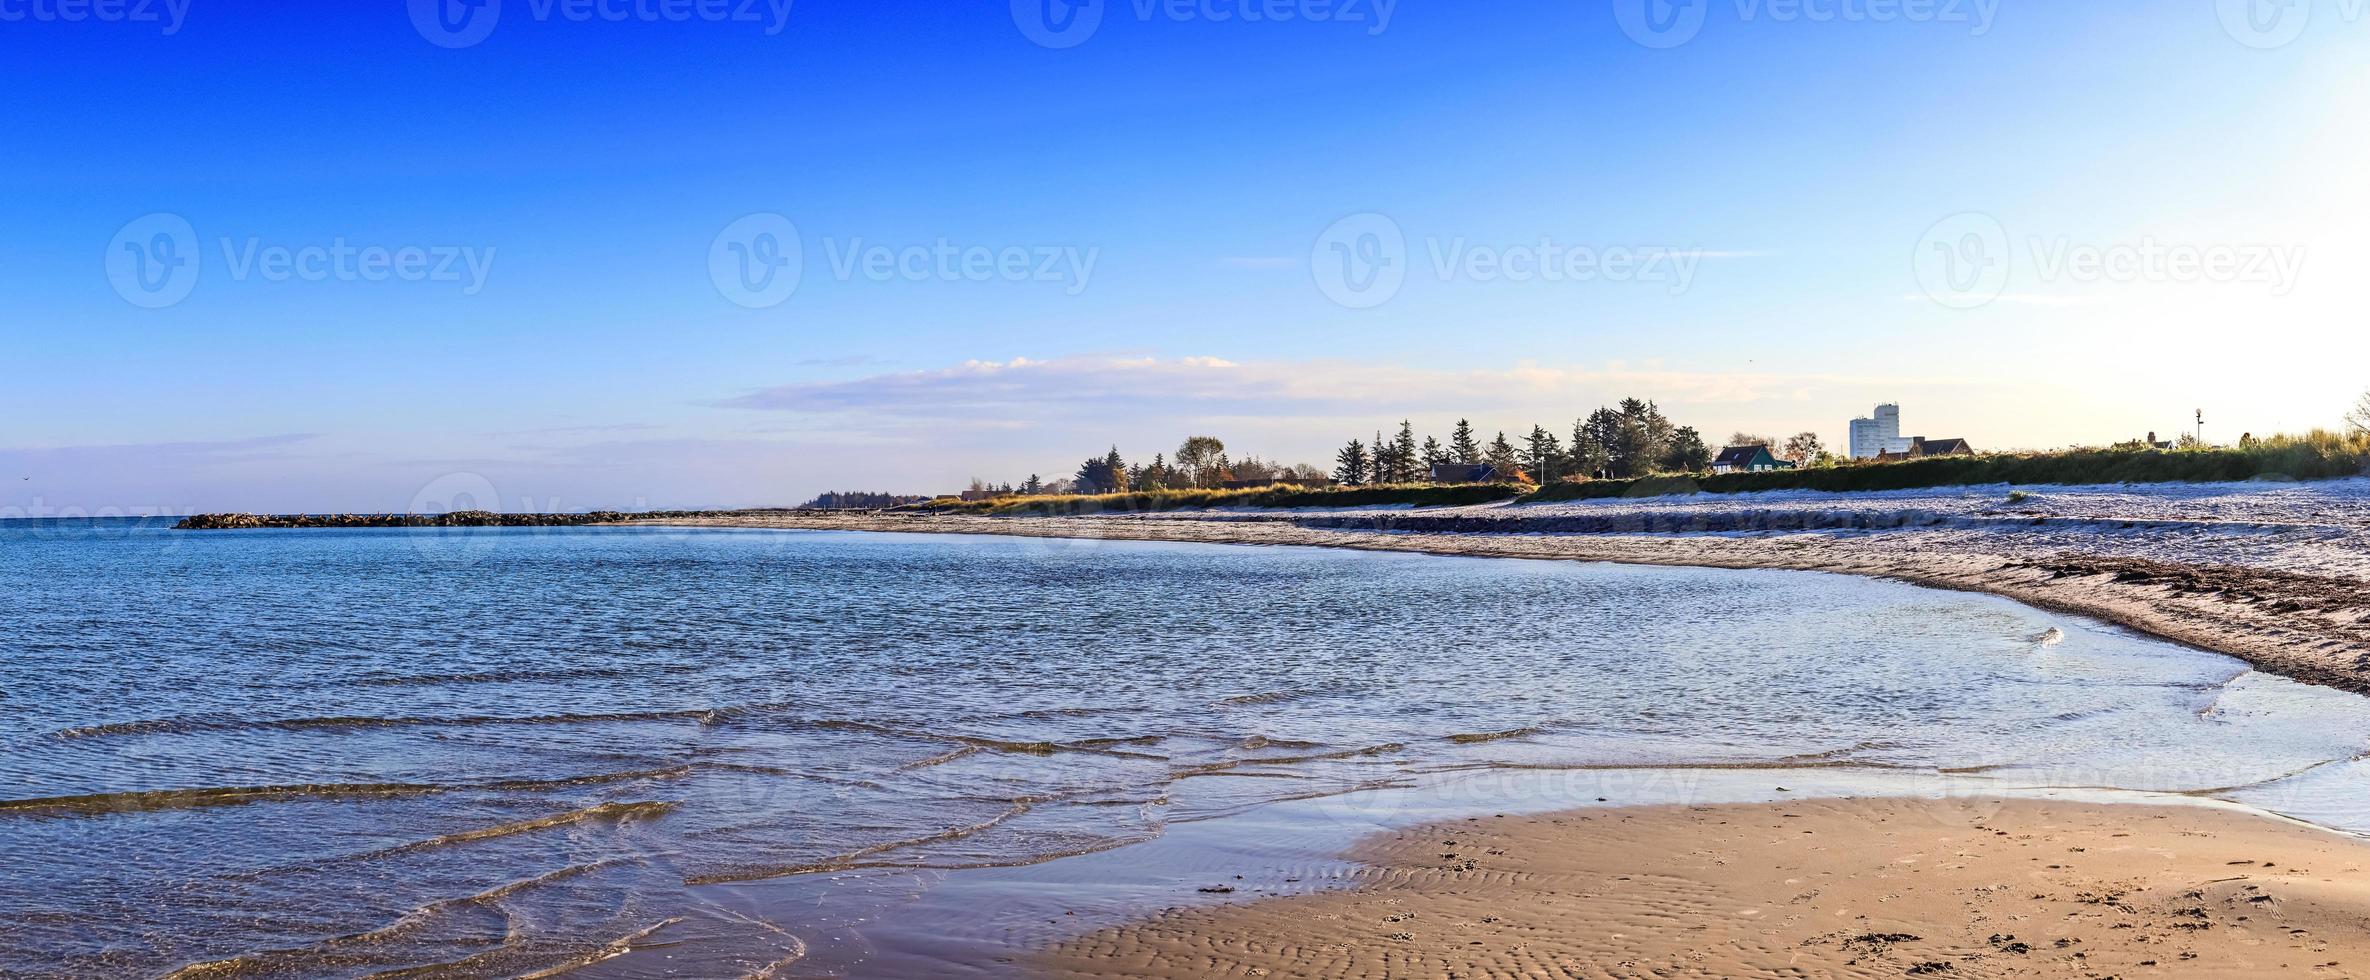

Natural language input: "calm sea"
[5,520,2369,977]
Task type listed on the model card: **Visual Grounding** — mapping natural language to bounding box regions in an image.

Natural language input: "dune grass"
[1521,430,2370,502]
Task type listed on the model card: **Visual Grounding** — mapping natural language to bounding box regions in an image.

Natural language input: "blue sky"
[6,0,2368,512]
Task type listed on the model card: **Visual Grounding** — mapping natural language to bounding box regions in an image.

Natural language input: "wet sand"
[638,503,2370,695]
[1039,797,2370,979]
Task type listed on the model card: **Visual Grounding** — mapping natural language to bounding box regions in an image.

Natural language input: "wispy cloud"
[717,354,1970,432]
[0,433,318,464]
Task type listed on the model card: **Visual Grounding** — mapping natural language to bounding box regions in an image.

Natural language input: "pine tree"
[1573,407,1619,479]
[1450,419,1482,464]
[1611,398,1675,477]
[1333,439,1371,486]
[1075,456,1114,494]
[1524,425,1565,484]
[1665,426,1713,473]
[1485,431,1521,482]
[1020,474,1044,495]
[1104,446,1130,493]
[1420,436,1447,474]
[1390,421,1420,484]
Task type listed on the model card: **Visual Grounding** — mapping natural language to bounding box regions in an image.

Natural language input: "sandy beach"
[1039,797,2370,979]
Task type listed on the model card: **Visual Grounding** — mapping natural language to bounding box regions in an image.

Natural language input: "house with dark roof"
[1709,445,1794,475]
[1874,436,1976,462]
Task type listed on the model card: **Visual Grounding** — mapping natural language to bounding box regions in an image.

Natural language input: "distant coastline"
[169,509,848,530]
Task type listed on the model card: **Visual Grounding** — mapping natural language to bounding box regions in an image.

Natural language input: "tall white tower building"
[1849,404,1913,459]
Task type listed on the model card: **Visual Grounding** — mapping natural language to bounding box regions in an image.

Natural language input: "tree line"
[1328,399,1797,485]
[967,436,1329,497]
[796,491,931,509]
[973,400,1832,498]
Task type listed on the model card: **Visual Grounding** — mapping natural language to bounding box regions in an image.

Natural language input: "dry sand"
[1039,797,2370,979]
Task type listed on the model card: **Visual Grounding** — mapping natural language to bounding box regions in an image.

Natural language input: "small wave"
[52,708,740,739]
[686,800,1034,884]
[1237,735,1325,751]
[2030,627,2066,648]
[345,663,699,688]
[513,917,683,980]
[896,746,979,772]
[1772,742,1903,765]
[1216,690,1318,707]
[359,801,678,861]
[1445,726,1545,745]
[346,916,685,980]
[1174,742,1406,778]
[0,765,693,817]
[813,719,1170,760]
[1471,758,1953,774]
[163,858,640,978]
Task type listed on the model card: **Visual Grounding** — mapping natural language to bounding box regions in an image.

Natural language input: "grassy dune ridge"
[1527,430,2370,502]
[920,432,2370,514]
[903,484,1527,516]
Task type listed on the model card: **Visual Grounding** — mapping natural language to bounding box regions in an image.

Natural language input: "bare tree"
[1175,435,1227,488]
[1728,431,1778,449]
[1781,431,1824,464]
[2349,390,2370,435]
[1229,455,1279,483]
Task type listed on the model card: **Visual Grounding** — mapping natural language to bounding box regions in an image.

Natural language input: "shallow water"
[4,521,2368,977]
